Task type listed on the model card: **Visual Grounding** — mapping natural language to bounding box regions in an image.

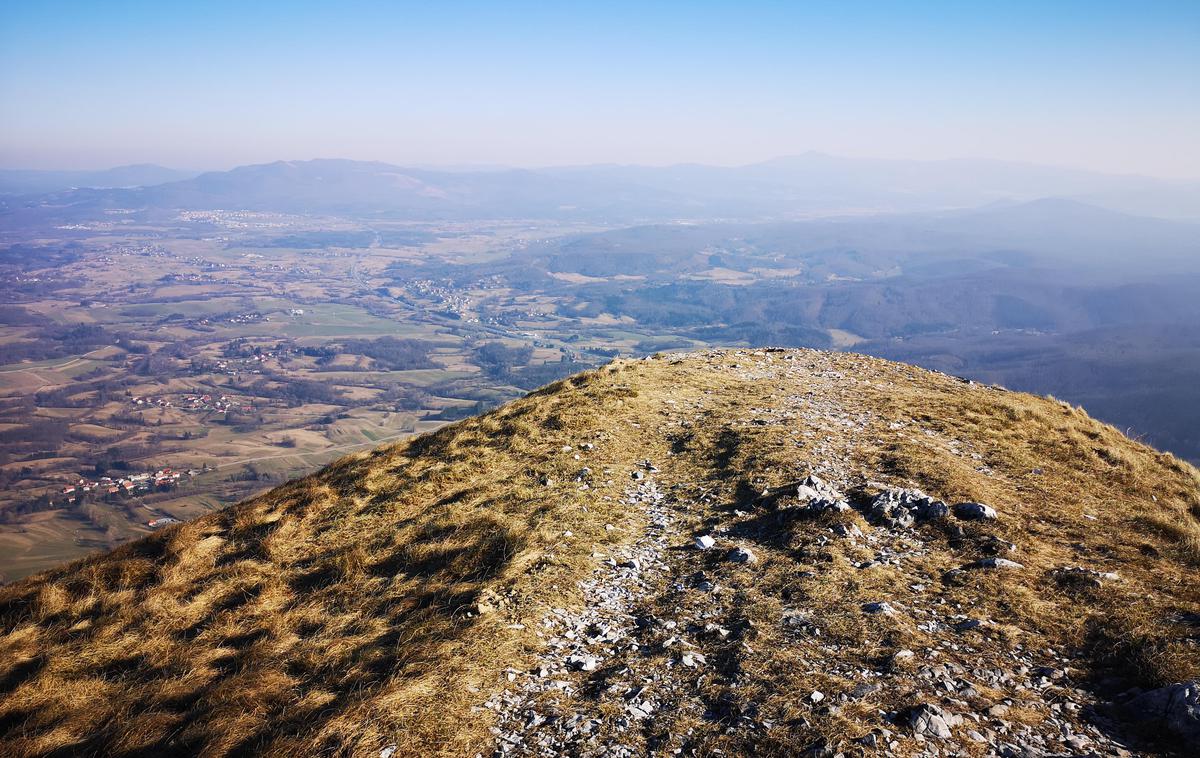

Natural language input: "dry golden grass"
[0,368,662,757]
[0,350,1198,757]
[857,376,1200,692]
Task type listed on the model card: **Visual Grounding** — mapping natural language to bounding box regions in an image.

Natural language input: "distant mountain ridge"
[3,155,1198,224]
[0,164,199,195]
[518,197,1200,278]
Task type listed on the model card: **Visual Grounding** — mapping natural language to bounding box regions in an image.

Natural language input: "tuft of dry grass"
[0,367,668,758]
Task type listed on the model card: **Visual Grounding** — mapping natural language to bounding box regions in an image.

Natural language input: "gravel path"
[480,350,1177,757]
[485,480,679,756]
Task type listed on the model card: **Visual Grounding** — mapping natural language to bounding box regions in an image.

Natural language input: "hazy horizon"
[4,151,1200,184]
[2,2,1198,178]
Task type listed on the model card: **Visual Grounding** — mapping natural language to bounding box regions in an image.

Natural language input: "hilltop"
[1,349,1198,757]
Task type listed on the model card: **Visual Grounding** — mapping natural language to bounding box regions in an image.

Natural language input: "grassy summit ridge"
[0,349,1197,757]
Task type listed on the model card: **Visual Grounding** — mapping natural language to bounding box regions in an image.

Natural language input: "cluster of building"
[158,272,215,284]
[214,311,267,325]
[58,468,197,503]
[213,353,274,376]
[188,311,270,328]
[177,209,290,229]
[482,307,553,327]
[131,393,253,414]
[404,279,472,314]
[112,243,170,257]
[185,349,282,378]
[116,244,227,271]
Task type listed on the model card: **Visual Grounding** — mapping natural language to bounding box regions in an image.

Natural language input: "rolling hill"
[0,350,1197,757]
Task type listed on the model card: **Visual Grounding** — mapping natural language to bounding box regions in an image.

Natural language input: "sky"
[1,1,1198,178]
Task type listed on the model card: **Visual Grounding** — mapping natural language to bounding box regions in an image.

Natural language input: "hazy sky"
[2,1,1198,177]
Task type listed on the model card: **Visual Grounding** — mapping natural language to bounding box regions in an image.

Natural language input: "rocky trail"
[479,352,1194,757]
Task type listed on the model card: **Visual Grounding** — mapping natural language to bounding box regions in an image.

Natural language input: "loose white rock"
[567,654,598,672]
[727,545,758,563]
[968,557,1024,570]
[681,651,706,667]
[953,501,998,520]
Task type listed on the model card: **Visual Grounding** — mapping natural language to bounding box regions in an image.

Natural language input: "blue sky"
[1,1,1197,176]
